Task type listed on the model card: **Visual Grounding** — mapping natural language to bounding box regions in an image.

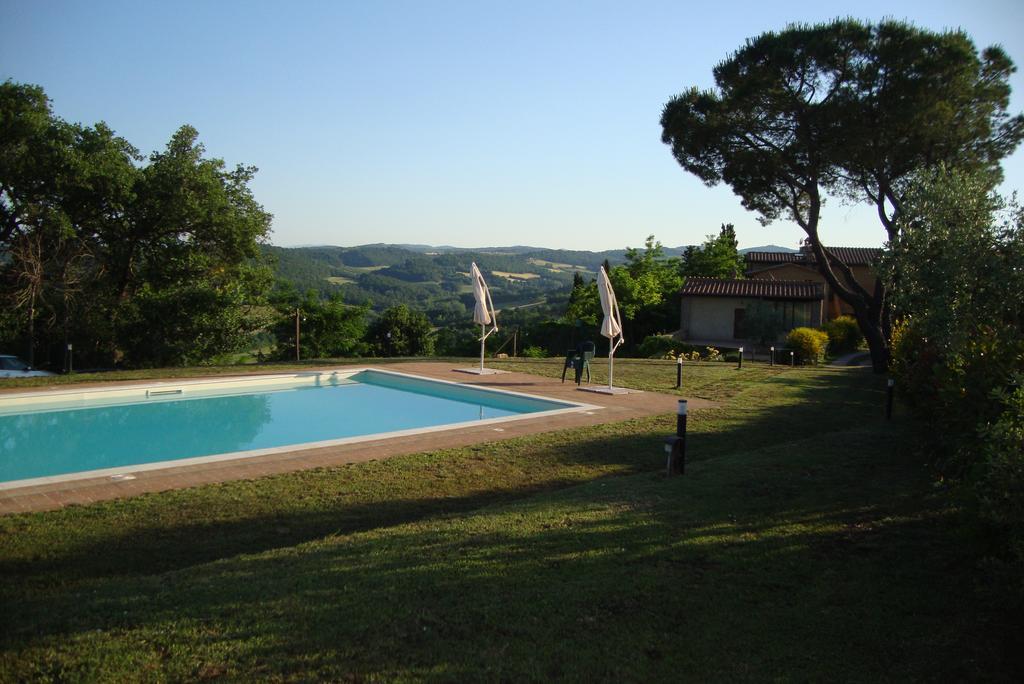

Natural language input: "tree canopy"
[680,223,744,279]
[366,304,435,357]
[660,19,1024,372]
[0,81,274,368]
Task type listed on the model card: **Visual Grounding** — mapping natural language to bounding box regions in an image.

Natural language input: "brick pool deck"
[0,362,714,515]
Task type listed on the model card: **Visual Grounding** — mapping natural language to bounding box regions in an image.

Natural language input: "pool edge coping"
[1,366,603,492]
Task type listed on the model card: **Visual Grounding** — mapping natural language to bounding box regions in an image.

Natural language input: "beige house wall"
[680,296,747,341]
[679,295,823,346]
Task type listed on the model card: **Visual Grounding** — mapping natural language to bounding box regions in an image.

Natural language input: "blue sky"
[2,0,1022,251]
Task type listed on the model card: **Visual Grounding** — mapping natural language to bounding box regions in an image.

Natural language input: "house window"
[771,300,812,330]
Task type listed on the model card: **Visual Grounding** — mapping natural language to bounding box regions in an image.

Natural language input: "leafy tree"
[680,223,744,279]
[661,19,1024,372]
[882,168,1024,471]
[434,322,484,357]
[0,81,274,368]
[270,288,368,360]
[564,271,599,326]
[366,304,435,357]
[1,82,140,366]
[608,236,682,350]
[883,167,1024,605]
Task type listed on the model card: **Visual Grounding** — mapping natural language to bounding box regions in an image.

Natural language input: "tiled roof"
[744,251,804,263]
[745,247,881,266]
[681,277,823,300]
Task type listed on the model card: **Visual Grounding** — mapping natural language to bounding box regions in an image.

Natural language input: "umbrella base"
[577,386,634,395]
[453,368,509,375]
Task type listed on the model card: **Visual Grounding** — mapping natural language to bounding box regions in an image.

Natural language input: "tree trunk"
[819,273,891,373]
[852,305,890,373]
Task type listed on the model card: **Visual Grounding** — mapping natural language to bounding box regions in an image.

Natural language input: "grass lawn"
[1,360,1019,680]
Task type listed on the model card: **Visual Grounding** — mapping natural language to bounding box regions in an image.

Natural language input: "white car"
[0,355,55,378]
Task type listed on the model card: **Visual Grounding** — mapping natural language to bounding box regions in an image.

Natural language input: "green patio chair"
[575,341,595,385]
[561,348,579,383]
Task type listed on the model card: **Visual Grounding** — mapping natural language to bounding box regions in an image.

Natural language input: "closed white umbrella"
[597,266,624,390]
[471,262,498,372]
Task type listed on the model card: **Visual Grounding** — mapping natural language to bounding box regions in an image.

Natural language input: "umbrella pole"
[480,323,485,372]
[608,345,615,389]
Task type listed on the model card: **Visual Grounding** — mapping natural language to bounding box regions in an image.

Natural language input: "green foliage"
[366,305,435,357]
[821,316,864,355]
[661,19,1024,372]
[270,288,368,360]
[786,328,829,365]
[0,81,273,369]
[974,377,1024,603]
[636,335,718,361]
[637,334,680,359]
[680,223,744,278]
[433,324,480,357]
[564,271,599,325]
[118,267,275,367]
[883,169,1024,599]
[520,345,547,358]
[609,235,682,351]
[883,169,1024,470]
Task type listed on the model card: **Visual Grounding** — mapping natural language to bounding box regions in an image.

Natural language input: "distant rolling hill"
[739,244,799,253]
[263,242,800,324]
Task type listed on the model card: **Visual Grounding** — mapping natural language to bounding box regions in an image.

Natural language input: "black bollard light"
[676,356,682,389]
[790,350,795,367]
[738,346,744,370]
[886,378,894,420]
[770,346,775,366]
[665,399,687,475]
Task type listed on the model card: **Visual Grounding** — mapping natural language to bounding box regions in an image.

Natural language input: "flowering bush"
[785,327,829,364]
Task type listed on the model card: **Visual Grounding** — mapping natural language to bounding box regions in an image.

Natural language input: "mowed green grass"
[0,361,1018,680]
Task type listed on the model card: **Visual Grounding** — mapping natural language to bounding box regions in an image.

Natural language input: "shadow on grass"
[3,424,1015,681]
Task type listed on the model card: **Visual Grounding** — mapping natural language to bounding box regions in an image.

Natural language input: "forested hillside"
[262,243,644,323]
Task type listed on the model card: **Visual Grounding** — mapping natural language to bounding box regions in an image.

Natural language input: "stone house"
[677,245,881,349]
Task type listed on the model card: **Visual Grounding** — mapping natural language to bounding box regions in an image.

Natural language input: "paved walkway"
[1,362,713,515]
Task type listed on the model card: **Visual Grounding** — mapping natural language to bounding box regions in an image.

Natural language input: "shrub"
[975,377,1024,605]
[704,346,722,362]
[785,327,829,364]
[637,334,678,359]
[821,316,864,355]
[520,345,547,358]
[637,335,710,360]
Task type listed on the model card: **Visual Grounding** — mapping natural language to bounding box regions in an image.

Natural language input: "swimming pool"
[0,369,594,489]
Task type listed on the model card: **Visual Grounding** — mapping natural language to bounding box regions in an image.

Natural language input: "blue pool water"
[0,370,573,484]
